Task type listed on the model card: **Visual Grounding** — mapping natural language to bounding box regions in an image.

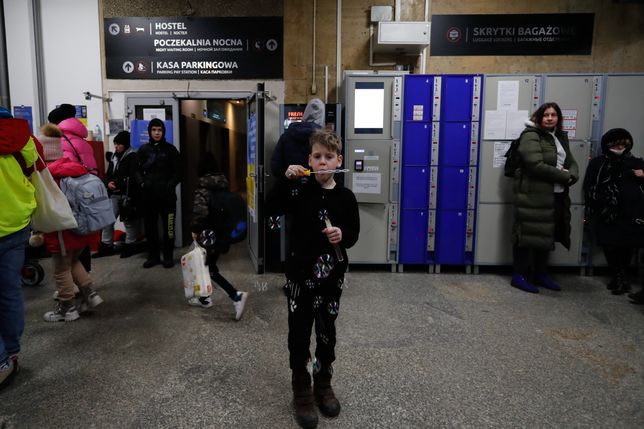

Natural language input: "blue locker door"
[404,75,433,122]
[437,166,468,210]
[399,209,428,264]
[441,75,473,122]
[435,210,467,264]
[439,122,471,166]
[402,122,430,166]
[401,166,428,209]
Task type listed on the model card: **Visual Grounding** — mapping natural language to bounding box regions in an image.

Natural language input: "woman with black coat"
[95,131,141,258]
[583,128,644,302]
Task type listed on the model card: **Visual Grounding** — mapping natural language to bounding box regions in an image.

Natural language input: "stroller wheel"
[22,260,45,287]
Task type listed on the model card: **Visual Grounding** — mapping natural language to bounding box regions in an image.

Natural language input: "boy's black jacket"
[266,178,360,281]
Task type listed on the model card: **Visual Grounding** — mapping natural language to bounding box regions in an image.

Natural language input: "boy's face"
[150,126,164,142]
[309,142,342,180]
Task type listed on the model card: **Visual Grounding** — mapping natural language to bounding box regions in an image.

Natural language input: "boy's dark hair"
[309,129,342,155]
[530,102,563,134]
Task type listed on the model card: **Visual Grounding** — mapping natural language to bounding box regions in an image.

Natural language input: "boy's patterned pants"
[286,275,345,370]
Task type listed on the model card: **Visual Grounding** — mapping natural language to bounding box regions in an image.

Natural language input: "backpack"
[207,190,248,245]
[60,173,116,235]
[503,137,522,178]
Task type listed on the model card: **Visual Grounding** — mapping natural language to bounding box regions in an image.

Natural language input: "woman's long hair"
[530,102,563,134]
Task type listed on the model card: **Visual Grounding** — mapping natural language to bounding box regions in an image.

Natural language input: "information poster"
[104,16,283,80]
[352,173,382,194]
[561,110,578,139]
[12,106,33,132]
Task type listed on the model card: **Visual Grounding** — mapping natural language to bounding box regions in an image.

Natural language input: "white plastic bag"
[30,165,78,233]
[181,241,213,299]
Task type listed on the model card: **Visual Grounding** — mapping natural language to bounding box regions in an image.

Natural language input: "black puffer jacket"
[271,121,320,179]
[105,147,139,197]
[583,133,644,246]
[136,120,181,204]
[266,178,360,282]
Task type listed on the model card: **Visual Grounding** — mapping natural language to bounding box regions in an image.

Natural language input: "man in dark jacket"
[271,98,325,180]
[137,119,181,268]
[95,131,141,258]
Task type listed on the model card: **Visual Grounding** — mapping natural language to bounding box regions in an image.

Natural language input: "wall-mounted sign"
[430,14,594,56]
[104,17,283,79]
[12,106,33,132]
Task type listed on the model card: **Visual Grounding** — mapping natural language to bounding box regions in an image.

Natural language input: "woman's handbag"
[30,158,78,232]
[118,177,138,221]
[181,241,213,299]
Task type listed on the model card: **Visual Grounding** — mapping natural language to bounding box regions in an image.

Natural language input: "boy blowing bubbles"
[267,130,360,428]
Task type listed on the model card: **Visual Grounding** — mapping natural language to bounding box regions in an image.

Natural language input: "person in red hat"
[0,106,44,390]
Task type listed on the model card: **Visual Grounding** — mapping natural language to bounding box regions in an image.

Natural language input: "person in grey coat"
[271,98,325,180]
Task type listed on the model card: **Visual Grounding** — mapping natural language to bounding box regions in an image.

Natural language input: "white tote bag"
[181,242,213,299]
[30,165,78,233]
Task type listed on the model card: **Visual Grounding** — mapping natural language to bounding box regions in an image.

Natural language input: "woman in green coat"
[511,102,579,293]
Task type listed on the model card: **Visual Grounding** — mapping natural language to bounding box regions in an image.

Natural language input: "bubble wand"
[298,168,349,176]
[323,217,344,262]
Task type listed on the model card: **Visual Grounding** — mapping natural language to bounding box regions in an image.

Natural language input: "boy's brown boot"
[313,362,341,417]
[292,369,318,428]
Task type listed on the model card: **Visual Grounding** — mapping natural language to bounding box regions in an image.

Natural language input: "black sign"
[104,17,283,79]
[430,14,594,56]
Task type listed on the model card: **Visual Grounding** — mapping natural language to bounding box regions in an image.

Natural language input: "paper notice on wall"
[143,108,166,121]
[561,109,577,139]
[497,81,519,111]
[352,173,381,194]
[413,104,424,121]
[484,110,507,140]
[506,110,528,139]
[493,141,512,168]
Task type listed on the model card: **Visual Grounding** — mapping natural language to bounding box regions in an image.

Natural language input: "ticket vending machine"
[344,71,406,267]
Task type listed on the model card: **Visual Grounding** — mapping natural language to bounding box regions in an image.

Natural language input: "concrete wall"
[284,0,644,102]
[5,1,643,131]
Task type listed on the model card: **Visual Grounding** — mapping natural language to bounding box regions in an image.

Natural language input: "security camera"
[82,91,112,102]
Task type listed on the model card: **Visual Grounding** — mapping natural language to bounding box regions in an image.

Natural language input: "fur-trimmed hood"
[39,123,63,138]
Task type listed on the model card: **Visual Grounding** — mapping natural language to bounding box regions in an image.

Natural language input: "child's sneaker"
[43,300,80,322]
[77,286,104,313]
[188,296,213,308]
[233,291,248,320]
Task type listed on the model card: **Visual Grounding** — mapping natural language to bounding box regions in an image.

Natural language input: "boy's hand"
[633,169,644,178]
[323,226,342,244]
[285,165,307,179]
